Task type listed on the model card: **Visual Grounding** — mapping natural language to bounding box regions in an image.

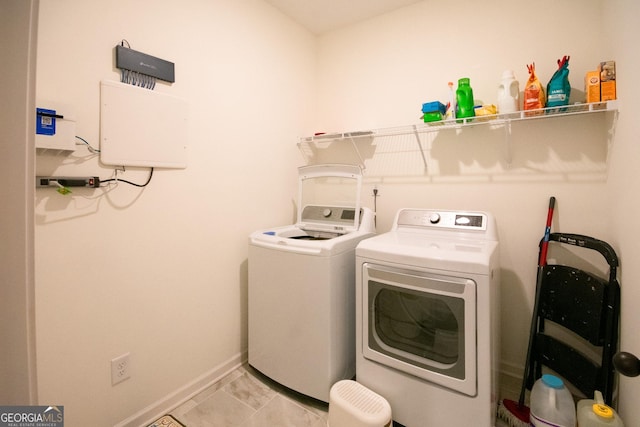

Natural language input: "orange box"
[599,61,616,101]
[585,70,600,103]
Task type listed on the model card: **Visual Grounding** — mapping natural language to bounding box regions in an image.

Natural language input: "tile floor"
[168,364,515,427]
[170,365,329,427]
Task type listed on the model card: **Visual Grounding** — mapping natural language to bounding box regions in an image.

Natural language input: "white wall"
[605,0,640,423]
[34,0,314,425]
[0,0,38,405]
[316,0,633,406]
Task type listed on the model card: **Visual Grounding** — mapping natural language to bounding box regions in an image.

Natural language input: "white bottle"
[530,374,576,427]
[577,391,624,427]
[446,81,456,120]
[497,69,520,114]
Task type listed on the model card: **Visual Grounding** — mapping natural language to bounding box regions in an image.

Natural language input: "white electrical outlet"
[111,352,131,385]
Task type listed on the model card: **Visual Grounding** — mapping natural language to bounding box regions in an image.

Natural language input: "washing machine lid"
[296,164,363,234]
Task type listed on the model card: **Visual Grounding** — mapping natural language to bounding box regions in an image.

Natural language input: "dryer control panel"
[395,209,490,232]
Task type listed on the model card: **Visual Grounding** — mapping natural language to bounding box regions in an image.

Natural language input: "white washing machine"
[356,208,500,427]
[249,164,375,403]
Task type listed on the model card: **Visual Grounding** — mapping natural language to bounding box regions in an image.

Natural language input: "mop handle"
[538,197,556,267]
[518,196,556,407]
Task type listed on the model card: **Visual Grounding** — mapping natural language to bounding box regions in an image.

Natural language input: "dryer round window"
[363,264,477,394]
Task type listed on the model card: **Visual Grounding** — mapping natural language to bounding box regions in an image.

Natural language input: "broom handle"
[518,196,556,407]
[539,197,555,267]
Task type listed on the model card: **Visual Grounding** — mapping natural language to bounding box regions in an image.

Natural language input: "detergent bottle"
[530,374,576,427]
[497,70,520,114]
[547,55,571,108]
[577,391,624,427]
[455,77,475,122]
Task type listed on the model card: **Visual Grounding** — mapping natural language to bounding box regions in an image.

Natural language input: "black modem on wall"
[115,45,175,83]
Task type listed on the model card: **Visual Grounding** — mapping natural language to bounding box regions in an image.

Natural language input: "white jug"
[530,374,576,427]
[577,391,624,427]
[497,69,520,114]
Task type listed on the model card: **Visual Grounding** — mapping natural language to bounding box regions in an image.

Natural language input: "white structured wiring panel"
[99,80,188,168]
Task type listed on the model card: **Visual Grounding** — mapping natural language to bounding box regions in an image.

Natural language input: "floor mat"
[147,414,186,427]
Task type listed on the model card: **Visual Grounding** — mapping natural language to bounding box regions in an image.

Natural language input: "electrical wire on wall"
[76,135,100,153]
[75,134,153,187]
[373,187,379,227]
[118,39,156,90]
[121,69,157,90]
[70,134,155,190]
[100,167,154,188]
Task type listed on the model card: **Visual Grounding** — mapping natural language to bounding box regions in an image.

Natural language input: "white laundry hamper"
[328,380,392,427]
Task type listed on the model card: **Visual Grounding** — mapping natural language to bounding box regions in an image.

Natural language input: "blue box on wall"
[36,108,57,136]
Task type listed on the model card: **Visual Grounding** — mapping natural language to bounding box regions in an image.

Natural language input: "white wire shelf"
[299,100,618,143]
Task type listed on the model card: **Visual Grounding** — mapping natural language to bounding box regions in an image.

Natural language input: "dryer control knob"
[323,208,332,218]
[429,213,441,224]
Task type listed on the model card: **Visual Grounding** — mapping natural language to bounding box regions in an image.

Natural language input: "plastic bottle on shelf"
[577,391,624,427]
[497,69,520,114]
[455,77,475,122]
[446,81,456,120]
[530,374,576,427]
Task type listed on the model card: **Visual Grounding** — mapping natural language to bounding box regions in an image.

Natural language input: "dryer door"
[362,263,477,396]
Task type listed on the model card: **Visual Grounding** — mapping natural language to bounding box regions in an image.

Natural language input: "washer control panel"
[396,209,488,231]
[301,205,356,222]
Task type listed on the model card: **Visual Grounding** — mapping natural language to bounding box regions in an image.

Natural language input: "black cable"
[101,167,154,187]
[373,187,378,227]
[373,188,378,212]
[75,135,100,153]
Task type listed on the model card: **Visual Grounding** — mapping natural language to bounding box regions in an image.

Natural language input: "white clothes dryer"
[356,208,500,427]
[248,164,375,403]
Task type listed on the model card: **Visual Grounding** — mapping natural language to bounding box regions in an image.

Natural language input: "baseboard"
[499,360,524,381]
[114,351,247,427]
[498,360,525,401]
